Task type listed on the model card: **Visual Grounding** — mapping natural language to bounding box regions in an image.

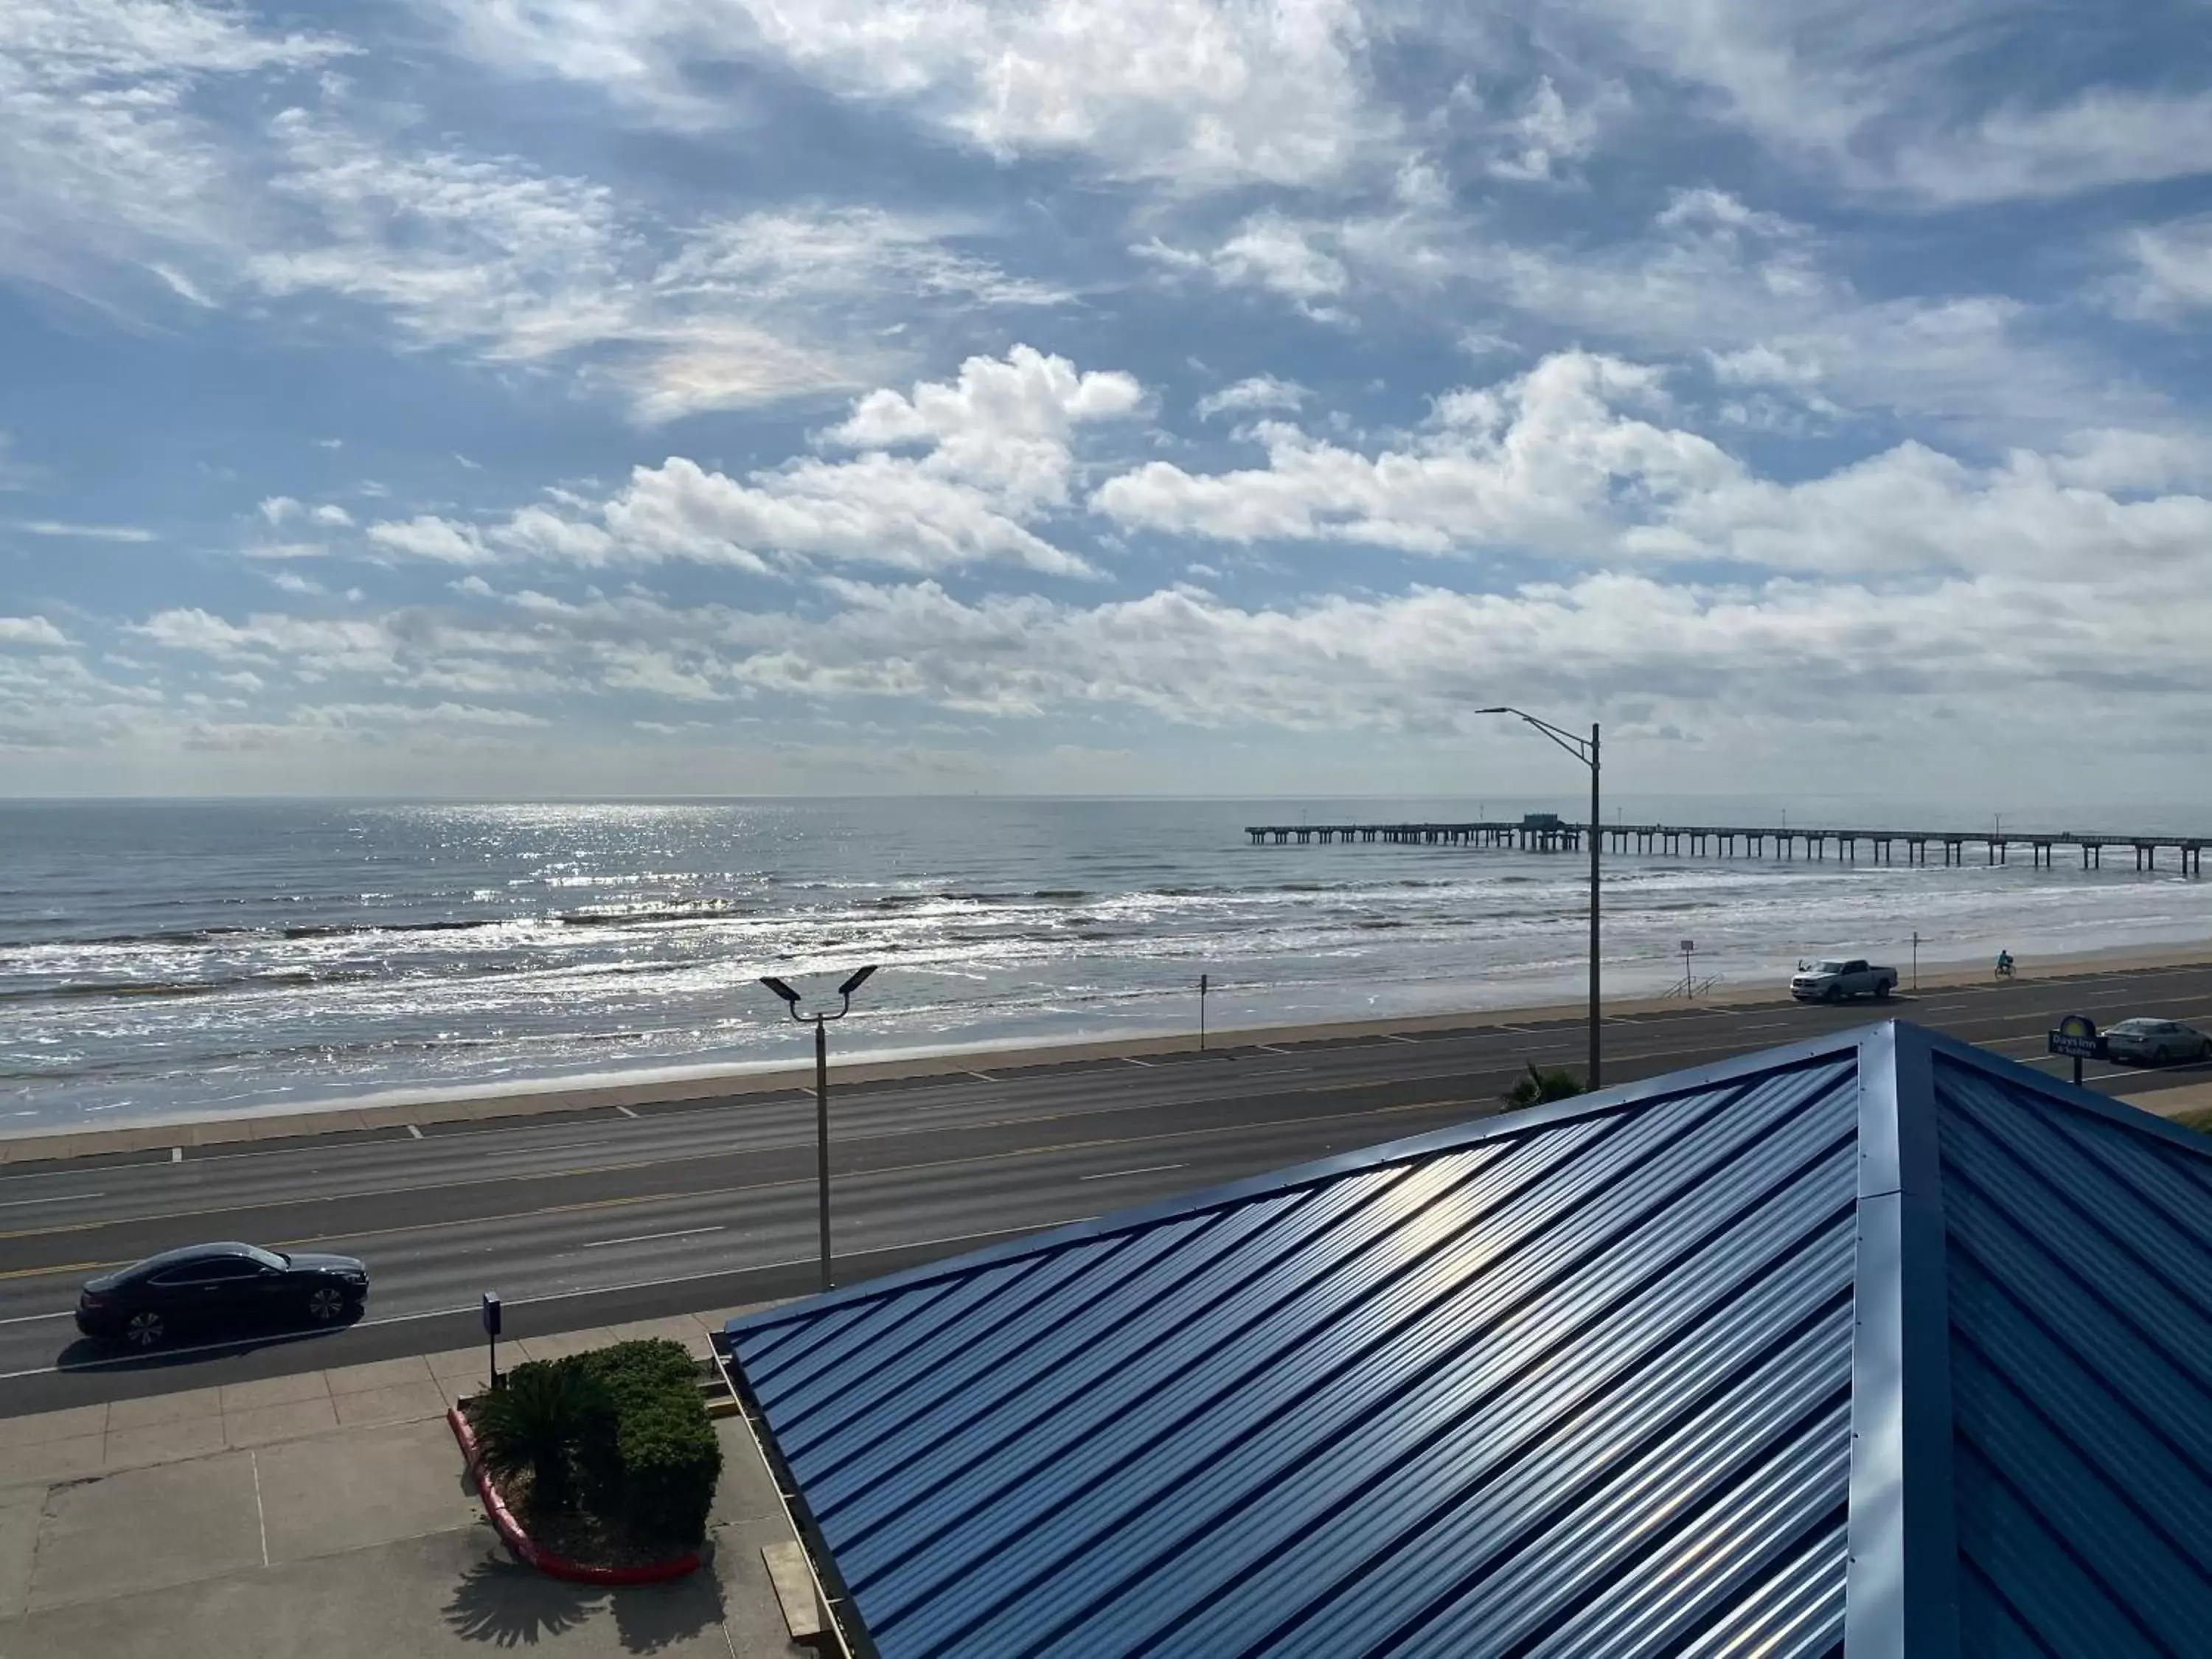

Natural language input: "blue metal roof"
[728,1022,2212,1658]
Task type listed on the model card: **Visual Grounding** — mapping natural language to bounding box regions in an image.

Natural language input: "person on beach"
[1996,949,2014,979]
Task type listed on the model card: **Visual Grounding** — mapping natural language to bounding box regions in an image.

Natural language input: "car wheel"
[124,1310,166,1349]
[1874,981,1891,1000]
[1823,984,1842,1003]
[305,1286,348,1324]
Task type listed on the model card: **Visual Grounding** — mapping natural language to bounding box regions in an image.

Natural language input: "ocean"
[4,796,2210,1130]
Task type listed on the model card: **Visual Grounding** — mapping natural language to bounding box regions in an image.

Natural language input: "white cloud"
[1196,375,1308,420]
[2119,215,2212,321]
[1332,189,2131,435]
[424,0,1382,188]
[1568,0,2212,204]
[1096,349,2212,584]
[310,503,354,526]
[366,515,494,563]
[375,347,1143,578]
[1885,90,2212,206]
[11,518,153,542]
[1144,212,1349,318]
[1488,76,1617,184]
[0,0,347,300]
[0,615,69,647]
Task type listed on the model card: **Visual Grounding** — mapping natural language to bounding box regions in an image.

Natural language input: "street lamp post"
[759,965,880,1293]
[1478,708,1602,1089]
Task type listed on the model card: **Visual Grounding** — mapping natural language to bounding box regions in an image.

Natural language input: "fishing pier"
[1242,818,2207,874]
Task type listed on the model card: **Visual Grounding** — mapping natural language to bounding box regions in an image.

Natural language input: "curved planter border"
[448,1405,701,1586]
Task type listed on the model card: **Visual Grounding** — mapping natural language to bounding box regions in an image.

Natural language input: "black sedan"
[76,1242,369,1350]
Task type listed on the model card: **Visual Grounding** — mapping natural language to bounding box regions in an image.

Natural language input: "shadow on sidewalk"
[442,1547,726,1653]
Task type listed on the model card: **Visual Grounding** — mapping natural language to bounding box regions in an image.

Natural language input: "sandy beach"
[10,935,2212,1164]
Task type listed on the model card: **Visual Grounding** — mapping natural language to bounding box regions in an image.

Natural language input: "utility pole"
[759,966,880,1293]
[1479,708,1601,1089]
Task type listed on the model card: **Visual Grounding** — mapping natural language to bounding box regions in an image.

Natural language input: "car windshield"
[2111,1020,2157,1034]
[241,1245,288,1270]
[1809,961,1848,973]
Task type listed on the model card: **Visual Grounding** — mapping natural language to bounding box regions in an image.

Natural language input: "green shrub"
[514,1338,720,1546]
[472,1360,608,1510]
[577,1339,699,1411]
[615,1397,723,1545]
[1504,1062,1585,1107]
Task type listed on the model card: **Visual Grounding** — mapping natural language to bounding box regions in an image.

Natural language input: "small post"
[1198,973,1208,1052]
[481,1291,502,1392]
[1912,931,1920,992]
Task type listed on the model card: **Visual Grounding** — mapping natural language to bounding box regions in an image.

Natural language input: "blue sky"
[4,0,2211,801]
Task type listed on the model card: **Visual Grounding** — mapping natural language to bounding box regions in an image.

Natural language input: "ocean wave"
[556,899,736,925]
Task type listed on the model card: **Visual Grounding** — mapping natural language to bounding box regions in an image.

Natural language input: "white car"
[2103,1018,2212,1065]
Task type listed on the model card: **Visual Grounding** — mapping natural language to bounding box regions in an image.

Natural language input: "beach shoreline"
[10,935,2211,1164]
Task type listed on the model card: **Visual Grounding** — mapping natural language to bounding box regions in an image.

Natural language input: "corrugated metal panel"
[1933,1053,2212,1657]
[730,1053,1861,1658]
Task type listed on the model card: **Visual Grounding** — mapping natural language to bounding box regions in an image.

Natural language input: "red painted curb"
[447,1405,701,1586]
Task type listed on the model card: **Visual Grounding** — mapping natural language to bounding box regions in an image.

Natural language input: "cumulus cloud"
[369,347,1143,578]
[1096,349,2212,583]
[1141,212,1349,318]
[0,615,70,647]
[366,516,495,564]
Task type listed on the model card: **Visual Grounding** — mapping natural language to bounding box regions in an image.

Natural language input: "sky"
[3,0,2211,804]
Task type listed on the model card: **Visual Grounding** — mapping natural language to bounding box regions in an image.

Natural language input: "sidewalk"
[0,1312,810,1658]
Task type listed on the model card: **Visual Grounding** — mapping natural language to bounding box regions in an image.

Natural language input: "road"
[3,964,2208,1417]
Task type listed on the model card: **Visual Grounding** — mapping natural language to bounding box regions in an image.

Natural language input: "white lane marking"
[0,1217,1077,1382]
[614,1105,638,1119]
[406,1125,424,1140]
[170,1148,183,1163]
[1254,1044,1294,1055]
[251,1450,270,1567]
[1120,1056,1157,1068]
[1378,1034,1419,1045]
[0,1310,73,1326]
[581,1225,726,1251]
[967,1071,998,1083]
[1078,1163,1187,1183]
[0,1192,104,1210]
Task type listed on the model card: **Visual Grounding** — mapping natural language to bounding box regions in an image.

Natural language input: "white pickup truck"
[1790,958,1898,1002]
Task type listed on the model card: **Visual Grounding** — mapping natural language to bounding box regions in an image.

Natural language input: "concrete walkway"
[0,1313,809,1658]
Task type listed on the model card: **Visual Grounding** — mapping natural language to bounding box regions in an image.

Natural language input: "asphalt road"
[4,963,2209,1418]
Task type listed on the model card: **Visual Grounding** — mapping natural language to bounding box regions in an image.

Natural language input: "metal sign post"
[2048,1014,2101,1088]
[481,1291,502,1391]
[1198,973,1208,1051]
[1911,931,1921,991]
[1678,939,1696,998]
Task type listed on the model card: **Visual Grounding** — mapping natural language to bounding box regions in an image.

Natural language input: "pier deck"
[1242,819,2206,874]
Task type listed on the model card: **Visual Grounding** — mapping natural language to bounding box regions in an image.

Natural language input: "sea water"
[4,796,2209,1128]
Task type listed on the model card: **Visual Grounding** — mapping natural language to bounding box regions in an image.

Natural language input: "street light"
[1478,707,1602,1089]
[759,964,880,1293]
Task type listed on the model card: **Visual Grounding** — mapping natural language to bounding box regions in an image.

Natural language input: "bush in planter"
[525,1338,723,1548]
[1503,1062,1585,1107]
[616,1396,723,1545]
[472,1360,608,1510]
